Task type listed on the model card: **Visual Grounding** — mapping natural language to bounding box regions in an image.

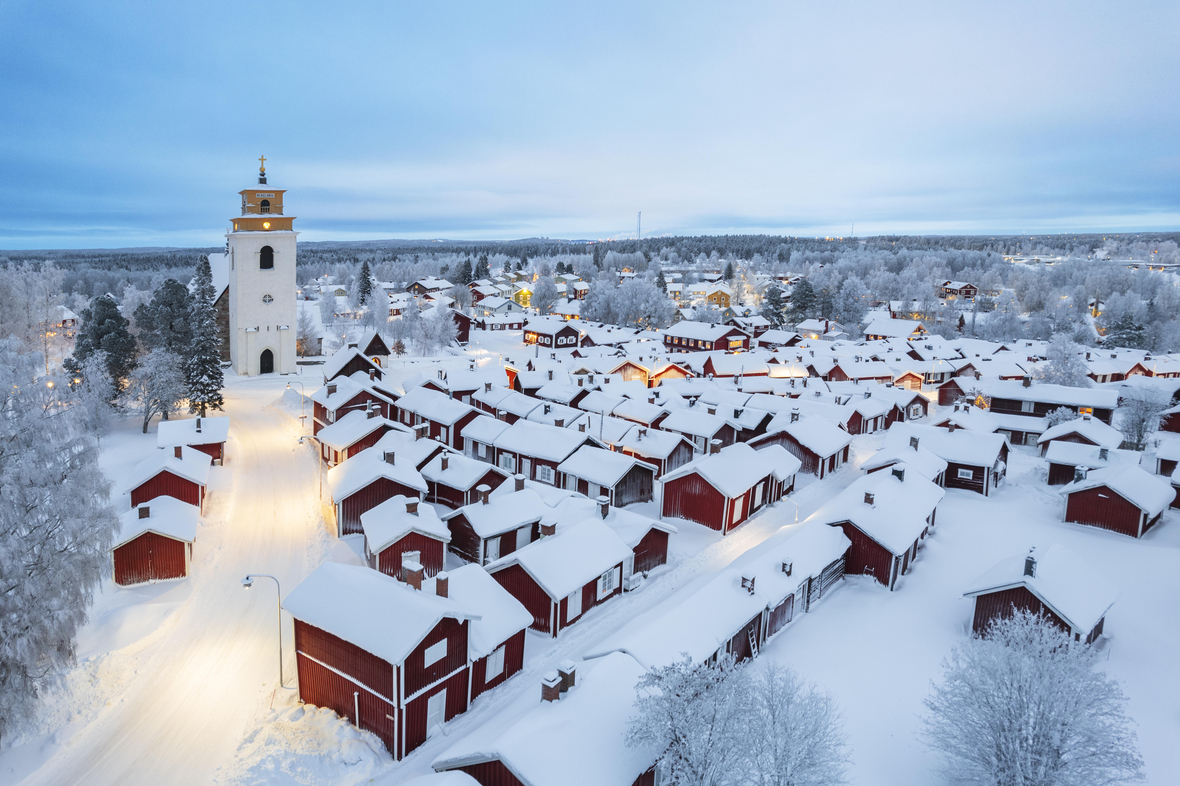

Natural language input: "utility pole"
[637,212,641,241]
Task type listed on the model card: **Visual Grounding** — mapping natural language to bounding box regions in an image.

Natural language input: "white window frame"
[732,496,745,524]
[597,566,620,600]
[424,639,448,668]
[566,587,583,621]
[1020,400,1035,413]
[426,688,446,738]
[499,452,515,471]
[485,536,501,564]
[536,464,555,485]
[485,645,506,680]
[957,468,974,480]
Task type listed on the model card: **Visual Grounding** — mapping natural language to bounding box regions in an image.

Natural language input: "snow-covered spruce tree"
[128,348,188,432]
[132,278,192,356]
[474,254,490,281]
[357,259,373,306]
[762,286,786,328]
[1101,312,1146,350]
[724,260,736,282]
[742,664,849,786]
[0,340,119,742]
[1033,333,1092,387]
[71,352,116,442]
[923,611,1144,786]
[296,306,320,357]
[656,268,668,293]
[788,278,816,324]
[64,294,137,393]
[1117,389,1166,451]
[455,257,473,286]
[627,655,750,786]
[185,255,224,416]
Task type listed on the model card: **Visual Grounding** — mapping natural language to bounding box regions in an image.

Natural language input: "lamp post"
[241,574,290,689]
[286,381,306,427]
[298,436,323,499]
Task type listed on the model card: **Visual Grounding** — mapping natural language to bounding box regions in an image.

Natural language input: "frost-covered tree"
[450,283,472,311]
[833,276,869,327]
[628,656,749,786]
[391,339,406,357]
[357,259,373,306]
[318,288,336,326]
[1102,313,1146,350]
[531,276,559,315]
[1044,406,1078,429]
[454,258,473,286]
[65,294,137,392]
[185,256,224,416]
[1118,389,1166,451]
[788,279,816,323]
[743,664,849,786]
[474,254,490,281]
[296,306,320,357]
[133,279,192,356]
[127,348,187,432]
[416,308,459,355]
[923,611,1144,786]
[1034,333,1092,388]
[71,352,116,441]
[762,286,786,328]
[0,341,119,741]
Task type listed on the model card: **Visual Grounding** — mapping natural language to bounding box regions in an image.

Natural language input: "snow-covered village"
[2,5,1179,786]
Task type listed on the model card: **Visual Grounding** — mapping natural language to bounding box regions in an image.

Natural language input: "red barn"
[156,416,229,464]
[112,498,199,586]
[661,443,800,534]
[124,446,211,513]
[283,562,476,760]
[963,545,1116,643]
[486,520,632,637]
[1059,465,1173,538]
[362,495,451,580]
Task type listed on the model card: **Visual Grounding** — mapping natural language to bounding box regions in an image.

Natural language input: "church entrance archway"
[259,349,274,374]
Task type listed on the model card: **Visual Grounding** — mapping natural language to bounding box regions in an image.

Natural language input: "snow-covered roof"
[445,367,510,393]
[613,426,689,460]
[494,420,597,463]
[326,445,428,501]
[486,520,633,600]
[122,446,211,493]
[882,422,1007,466]
[360,495,451,553]
[311,375,394,410]
[763,411,853,457]
[987,380,1119,409]
[860,442,948,481]
[661,442,801,498]
[523,316,579,337]
[1044,441,1139,469]
[315,410,402,451]
[863,319,922,338]
[420,451,506,491]
[284,562,476,666]
[1060,465,1173,517]
[557,445,655,487]
[432,652,654,786]
[1037,416,1125,450]
[435,564,532,660]
[441,489,550,538]
[115,497,200,549]
[397,386,480,427]
[322,347,380,382]
[461,415,512,445]
[663,321,746,342]
[659,408,730,439]
[808,468,945,555]
[156,416,230,448]
[963,544,1118,634]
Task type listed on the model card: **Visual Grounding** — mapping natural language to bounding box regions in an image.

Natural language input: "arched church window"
[260,199,270,214]
[260,246,274,270]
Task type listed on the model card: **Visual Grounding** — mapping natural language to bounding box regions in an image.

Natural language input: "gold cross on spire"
[258,155,266,172]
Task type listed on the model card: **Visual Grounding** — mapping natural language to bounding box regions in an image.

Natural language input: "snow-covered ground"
[1,333,1178,785]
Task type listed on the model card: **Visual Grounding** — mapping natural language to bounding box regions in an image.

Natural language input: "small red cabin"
[361,495,451,580]
[661,443,799,534]
[1059,465,1173,538]
[156,416,229,464]
[124,446,211,513]
[112,498,199,586]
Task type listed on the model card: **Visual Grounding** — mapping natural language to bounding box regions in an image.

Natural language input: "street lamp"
[298,435,323,499]
[241,574,291,689]
[286,381,306,426]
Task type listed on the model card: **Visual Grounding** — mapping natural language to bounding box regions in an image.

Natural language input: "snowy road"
[18,378,327,786]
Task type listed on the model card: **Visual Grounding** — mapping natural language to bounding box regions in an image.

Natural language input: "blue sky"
[2,0,1177,249]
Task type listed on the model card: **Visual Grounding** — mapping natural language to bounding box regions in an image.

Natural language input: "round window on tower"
[262,294,274,304]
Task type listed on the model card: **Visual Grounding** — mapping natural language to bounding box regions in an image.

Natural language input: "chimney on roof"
[139,505,150,519]
[1024,549,1037,578]
[1086,352,1091,360]
[954,404,960,412]
[477,484,491,504]
[1099,447,1109,461]
[910,436,920,451]
[173,446,183,459]
[369,369,376,381]
[414,423,428,440]
[542,672,562,702]
[435,571,449,598]
[402,557,424,590]
[790,408,800,423]
[515,473,525,492]
[710,438,722,455]
[638,427,647,439]
[1074,466,1087,483]
[597,495,610,519]
[1022,375,1032,388]
[438,369,445,380]
[558,660,577,694]
[195,417,202,433]
[548,369,554,380]
[1083,413,1091,421]
[327,383,337,395]
[484,382,492,393]
[864,491,875,506]
[781,560,792,576]
[578,377,584,387]
[543,403,551,415]
[367,407,378,419]
[707,405,717,415]
[892,467,906,483]
[383,451,395,465]
[540,519,556,537]
[741,575,756,595]
[406,499,419,516]
[578,422,586,432]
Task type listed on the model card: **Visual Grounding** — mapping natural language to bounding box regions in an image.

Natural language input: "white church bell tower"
[227,157,298,375]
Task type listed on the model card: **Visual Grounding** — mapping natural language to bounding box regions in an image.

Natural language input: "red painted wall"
[378,531,446,579]
[491,563,552,633]
[112,532,188,585]
[340,478,423,535]
[294,620,395,699]
[470,628,526,701]
[130,470,203,509]
[662,472,727,530]
[832,521,896,589]
[401,666,469,758]
[296,652,398,756]
[971,585,1069,637]
[454,760,526,786]
[403,618,469,698]
[1064,486,1143,537]
[632,528,669,574]
[188,442,224,462]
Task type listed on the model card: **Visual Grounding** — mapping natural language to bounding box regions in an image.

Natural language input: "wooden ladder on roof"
[748,628,760,659]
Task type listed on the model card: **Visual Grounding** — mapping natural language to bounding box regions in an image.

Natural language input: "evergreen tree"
[185,256,225,416]
[656,268,668,293]
[763,286,786,327]
[357,260,373,306]
[519,254,528,271]
[133,278,192,356]
[724,260,736,281]
[1104,312,1146,350]
[65,294,137,392]
[474,254,490,280]
[788,278,816,324]
[455,258,473,286]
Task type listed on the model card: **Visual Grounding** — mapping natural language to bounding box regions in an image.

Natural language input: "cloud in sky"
[1,0,1177,249]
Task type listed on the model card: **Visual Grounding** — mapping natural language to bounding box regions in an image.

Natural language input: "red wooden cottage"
[322,346,384,384]
[283,562,477,760]
[861,436,948,486]
[883,423,1008,496]
[661,442,800,534]
[614,427,695,479]
[442,564,532,702]
[749,409,852,479]
[1043,442,1138,485]
[963,545,1117,643]
[1036,414,1125,456]
[523,316,582,349]
[124,446,211,513]
[327,441,432,536]
[490,419,605,485]
[112,498,199,586]
[1160,402,1180,433]
[658,408,737,455]
[563,497,677,588]
[317,409,405,467]
[431,652,658,786]
[361,495,452,580]
[556,445,657,506]
[441,483,549,565]
[394,387,485,452]
[662,321,750,353]
[420,450,509,508]
[156,416,229,464]
[1059,465,1173,538]
[486,520,633,637]
[810,466,944,591]
[312,374,395,435]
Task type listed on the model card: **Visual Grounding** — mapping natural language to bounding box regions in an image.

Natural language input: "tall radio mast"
[637,212,641,241]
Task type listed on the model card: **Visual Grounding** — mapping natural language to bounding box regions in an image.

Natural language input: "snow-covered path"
[18,379,326,786]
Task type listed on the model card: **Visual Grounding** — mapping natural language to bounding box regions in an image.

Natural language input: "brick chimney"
[554,418,564,428]
[864,491,875,506]
[542,671,562,702]
[540,519,556,537]
[405,499,419,516]
[139,506,150,519]
[910,436,920,451]
[892,467,906,483]
[548,369,553,380]
[1024,549,1037,578]
[440,454,450,472]
[414,423,429,440]
[709,439,722,455]
[435,570,449,598]
[597,495,610,519]
[369,369,376,381]
[1022,375,1031,388]
[557,660,577,693]
[477,484,491,504]
[515,473,525,492]
[173,446,183,459]
[327,383,337,395]
[384,451,395,465]
[367,407,378,419]
[707,405,716,415]
[402,557,424,590]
